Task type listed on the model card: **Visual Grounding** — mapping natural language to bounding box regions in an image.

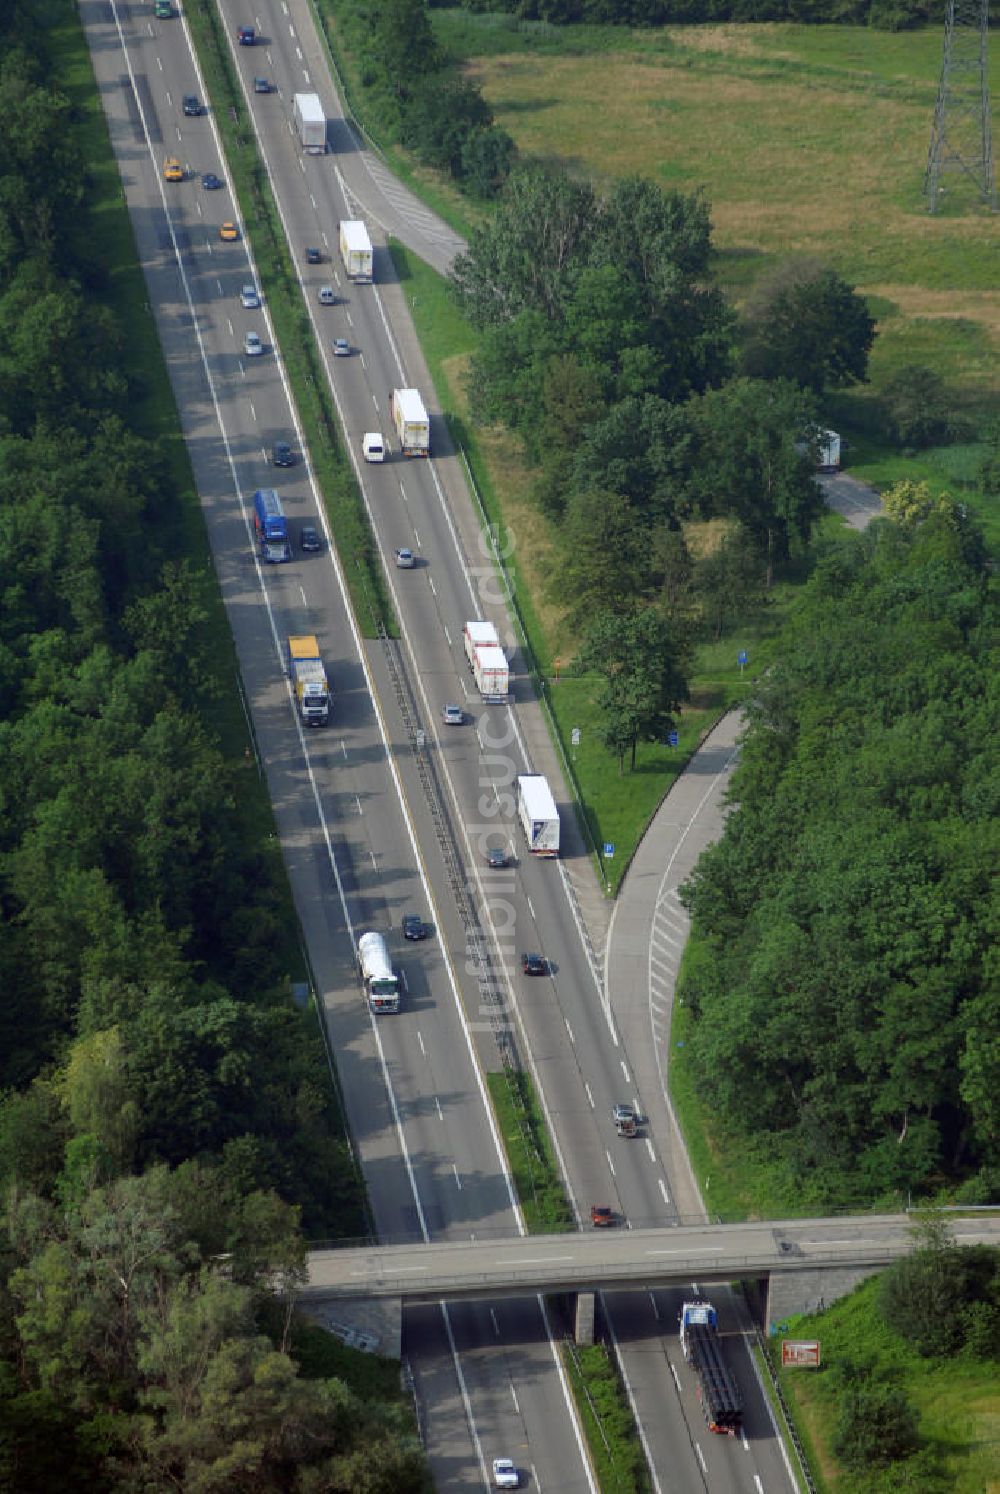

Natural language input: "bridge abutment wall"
[766,1265,881,1330]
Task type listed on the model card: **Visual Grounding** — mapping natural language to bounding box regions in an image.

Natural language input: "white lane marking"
[670,1363,681,1392]
[309,194,317,211]
[526,896,536,919]
[248,400,257,423]
[399,481,407,499]
[157,56,163,70]
[299,586,307,606]
[435,1097,443,1121]
[416,1030,426,1057]
[443,624,452,647]
[620,1059,631,1084]
[369,850,377,871]
[648,1292,660,1320]
[296,45,303,61]
[354,795,362,815]
[584,1082,595,1109]
[288,22,295,36]
[452,1165,462,1191]
[220,46,595,1494]
[565,1019,575,1044]
[646,1138,656,1162]
[413,527,421,546]
[346,311,354,327]
[303,68,311,85]
[658,1180,670,1205]
[606,1151,616,1177]
[227,318,234,337]
[340,739,348,758]
[372,392,380,411]
[754,1476,764,1492]
[428,577,437,596]
[322,231,330,246]
[500,1256,576,1266]
[359,353,366,371]
[216,278,223,294]
[490,1310,500,1337]
[695,1444,707,1474]
[509,1382,520,1415]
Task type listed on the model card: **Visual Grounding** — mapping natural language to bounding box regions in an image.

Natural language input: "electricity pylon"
[925,0,995,213]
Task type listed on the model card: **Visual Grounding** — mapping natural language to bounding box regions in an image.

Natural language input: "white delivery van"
[363,432,385,463]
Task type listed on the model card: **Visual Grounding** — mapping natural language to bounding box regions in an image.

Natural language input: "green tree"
[691,378,824,584]
[832,1378,920,1470]
[556,489,652,627]
[694,524,766,640]
[577,609,688,773]
[882,364,961,449]
[452,162,596,326]
[741,258,876,394]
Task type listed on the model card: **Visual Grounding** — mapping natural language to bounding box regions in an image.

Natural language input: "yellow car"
[219,221,239,242]
[163,156,183,182]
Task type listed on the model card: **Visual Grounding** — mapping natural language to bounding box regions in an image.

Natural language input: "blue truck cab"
[253,488,290,562]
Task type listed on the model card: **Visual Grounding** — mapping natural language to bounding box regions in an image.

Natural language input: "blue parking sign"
[603,843,615,859]
[667,730,679,747]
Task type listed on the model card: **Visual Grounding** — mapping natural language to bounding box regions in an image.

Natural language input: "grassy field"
[562,1341,650,1493]
[440,16,999,447]
[773,1274,1000,1494]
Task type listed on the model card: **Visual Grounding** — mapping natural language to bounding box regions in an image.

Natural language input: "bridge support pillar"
[575,1292,596,1345]
[298,1294,402,1361]
[766,1265,881,1332]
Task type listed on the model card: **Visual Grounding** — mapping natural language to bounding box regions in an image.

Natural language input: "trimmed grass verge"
[184,0,393,636]
[486,1071,573,1233]
[562,1341,651,1494]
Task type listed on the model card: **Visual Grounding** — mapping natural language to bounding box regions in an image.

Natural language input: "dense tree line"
[331,0,515,196]
[443,0,935,32]
[451,165,876,763]
[679,498,997,1207]
[0,11,423,1486]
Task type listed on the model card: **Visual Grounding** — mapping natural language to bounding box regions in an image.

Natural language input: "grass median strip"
[562,1341,651,1494]
[184,0,393,636]
[487,1070,573,1234]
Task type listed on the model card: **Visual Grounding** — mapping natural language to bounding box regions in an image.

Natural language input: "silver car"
[395,548,415,569]
[241,283,260,309]
[244,331,263,357]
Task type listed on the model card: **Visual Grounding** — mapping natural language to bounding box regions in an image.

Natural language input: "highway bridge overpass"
[304,1212,1000,1342]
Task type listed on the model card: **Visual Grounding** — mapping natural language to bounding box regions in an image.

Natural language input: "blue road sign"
[603,843,615,859]
[667,729,679,747]
[738,650,748,667]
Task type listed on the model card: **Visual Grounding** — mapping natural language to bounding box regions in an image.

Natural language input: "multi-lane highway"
[84,1,800,1489]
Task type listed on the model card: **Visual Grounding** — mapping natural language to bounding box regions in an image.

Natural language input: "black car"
[254,76,270,94]
[300,525,323,554]
[201,172,223,191]
[272,440,295,467]
[486,846,507,869]
[402,914,428,941]
[521,952,546,976]
[305,246,322,265]
[182,95,202,116]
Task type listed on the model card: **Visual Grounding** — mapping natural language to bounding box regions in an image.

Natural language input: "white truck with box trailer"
[463,620,509,702]
[357,931,400,1014]
[516,774,560,858]
[818,429,841,472]
[338,220,373,281]
[293,93,326,154]
[288,635,330,726]
[391,388,430,457]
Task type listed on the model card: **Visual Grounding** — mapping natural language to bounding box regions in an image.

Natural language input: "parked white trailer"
[338,220,373,281]
[464,619,500,663]
[357,931,399,1014]
[818,429,841,472]
[292,93,326,154]
[391,388,430,457]
[516,775,560,858]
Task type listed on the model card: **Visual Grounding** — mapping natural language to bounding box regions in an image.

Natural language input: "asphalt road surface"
[82,1,810,1489]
